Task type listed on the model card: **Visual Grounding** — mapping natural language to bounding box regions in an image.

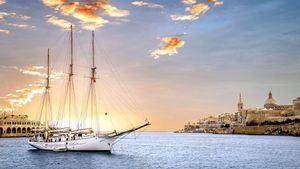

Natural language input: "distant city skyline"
[0,0,300,131]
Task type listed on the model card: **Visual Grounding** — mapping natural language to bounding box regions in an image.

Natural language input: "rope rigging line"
[95,37,147,121]
[100,78,135,128]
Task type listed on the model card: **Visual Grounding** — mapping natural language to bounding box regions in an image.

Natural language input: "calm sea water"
[0,132,300,169]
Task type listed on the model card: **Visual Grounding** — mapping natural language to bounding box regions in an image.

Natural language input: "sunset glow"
[1,0,300,131]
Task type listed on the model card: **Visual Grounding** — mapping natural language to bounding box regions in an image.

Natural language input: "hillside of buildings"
[178,91,300,136]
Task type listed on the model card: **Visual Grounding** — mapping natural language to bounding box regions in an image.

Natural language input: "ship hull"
[28,137,117,152]
[28,141,67,151]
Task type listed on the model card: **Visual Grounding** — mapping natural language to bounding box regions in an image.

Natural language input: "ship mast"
[90,31,98,130]
[67,25,76,128]
[39,48,52,140]
[45,48,50,130]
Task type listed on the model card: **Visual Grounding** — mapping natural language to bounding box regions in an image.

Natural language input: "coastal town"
[0,112,42,137]
[178,91,300,136]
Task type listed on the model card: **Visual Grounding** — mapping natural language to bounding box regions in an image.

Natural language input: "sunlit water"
[0,132,300,169]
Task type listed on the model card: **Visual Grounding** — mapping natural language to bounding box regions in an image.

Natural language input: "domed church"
[264,91,278,109]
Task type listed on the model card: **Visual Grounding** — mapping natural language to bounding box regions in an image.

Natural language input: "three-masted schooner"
[28,26,150,152]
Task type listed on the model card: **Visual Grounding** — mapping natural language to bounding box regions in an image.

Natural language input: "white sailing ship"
[28,26,150,152]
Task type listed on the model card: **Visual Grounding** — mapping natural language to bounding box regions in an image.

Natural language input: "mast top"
[92,31,95,68]
[91,31,96,83]
[69,24,74,76]
[46,48,50,90]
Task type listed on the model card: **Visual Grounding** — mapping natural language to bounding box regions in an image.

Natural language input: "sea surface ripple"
[0,132,300,169]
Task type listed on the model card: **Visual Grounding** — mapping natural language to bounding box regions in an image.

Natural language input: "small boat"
[28,25,150,152]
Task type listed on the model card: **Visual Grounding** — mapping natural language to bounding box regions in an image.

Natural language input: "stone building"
[181,91,300,133]
[264,91,293,110]
[237,91,299,125]
[293,97,300,115]
[0,112,42,137]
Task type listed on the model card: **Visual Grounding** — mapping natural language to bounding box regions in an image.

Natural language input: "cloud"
[46,15,72,29]
[151,37,185,59]
[0,12,31,21]
[187,3,210,16]
[1,65,64,79]
[170,3,210,21]
[0,12,34,32]
[214,1,224,6]
[206,0,224,6]
[170,14,198,21]
[80,22,105,31]
[171,1,223,21]
[19,15,31,21]
[0,0,5,5]
[7,85,45,107]
[0,12,16,19]
[18,65,64,79]
[72,6,108,25]
[42,0,129,30]
[181,0,196,5]
[131,1,163,9]
[60,2,79,15]
[0,65,65,109]
[0,29,9,34]
[42,0,66,7]
[103,4,130,17]
[5,22,36,29]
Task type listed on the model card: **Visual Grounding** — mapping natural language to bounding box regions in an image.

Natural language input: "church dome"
[265,98,277,105]
[264,91,277,108]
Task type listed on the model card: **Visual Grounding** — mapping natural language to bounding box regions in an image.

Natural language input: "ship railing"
[71,128,93,134]
[48,127,71,133]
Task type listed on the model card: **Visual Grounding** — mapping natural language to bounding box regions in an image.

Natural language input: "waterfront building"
[182,91,300,132]
[293,97,300,115]
[236,93,247,126]
[0,112,42,137]
[264,91,293,110]
[237,91,299,125]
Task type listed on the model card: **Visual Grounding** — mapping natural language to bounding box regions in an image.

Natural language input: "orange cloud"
[60,2,79,15]
[171,1,223,21]
[73,6,107,23]
[131,1,164,9]
[186,3,210,15]
[151,37,185,59]
[43,0,128,30]
[46,15,73,29]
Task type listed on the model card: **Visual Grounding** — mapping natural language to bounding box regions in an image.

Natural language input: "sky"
[0,0,300,131]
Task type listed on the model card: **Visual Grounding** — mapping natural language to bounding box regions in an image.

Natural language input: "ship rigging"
[28,25,150,152]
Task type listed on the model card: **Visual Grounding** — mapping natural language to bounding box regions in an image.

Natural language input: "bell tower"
[238,93,243,112]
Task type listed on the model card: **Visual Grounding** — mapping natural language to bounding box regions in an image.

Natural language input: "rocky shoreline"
[214,123,300,136]
[176,123,300,137]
